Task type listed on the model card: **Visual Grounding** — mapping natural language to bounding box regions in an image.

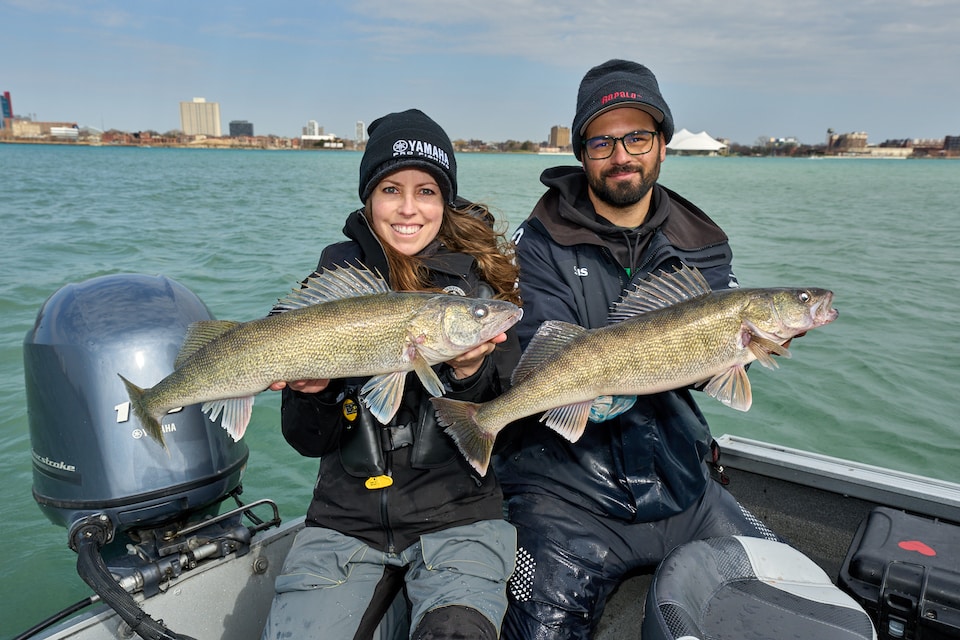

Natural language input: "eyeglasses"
[582,129,658,160]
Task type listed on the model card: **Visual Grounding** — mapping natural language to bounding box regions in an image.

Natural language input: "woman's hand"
[269,379,330,394]
[446,332,508,380]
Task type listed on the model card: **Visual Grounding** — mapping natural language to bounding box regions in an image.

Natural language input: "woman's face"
[368,168,445,256]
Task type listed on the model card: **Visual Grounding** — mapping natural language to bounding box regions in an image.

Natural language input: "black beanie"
[571,60,675,160]
[359,109,457,205]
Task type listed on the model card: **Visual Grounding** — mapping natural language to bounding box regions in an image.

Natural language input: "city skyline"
[3,1,959,146]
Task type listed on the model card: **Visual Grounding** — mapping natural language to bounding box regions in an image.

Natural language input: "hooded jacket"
[280,208,519,553]
[494,166,737,522]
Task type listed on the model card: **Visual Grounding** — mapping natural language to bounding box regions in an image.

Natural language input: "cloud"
[4,0,958,142]
[343,0,960,94]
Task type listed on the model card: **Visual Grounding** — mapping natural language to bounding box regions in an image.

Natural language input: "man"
[495,59,778,639]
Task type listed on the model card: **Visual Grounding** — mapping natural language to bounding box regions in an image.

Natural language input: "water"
[2,144,959,636]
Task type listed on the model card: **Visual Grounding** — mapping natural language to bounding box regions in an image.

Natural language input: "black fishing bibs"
[338,383,460,480]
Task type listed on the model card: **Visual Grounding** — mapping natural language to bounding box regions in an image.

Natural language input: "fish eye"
[473,305,488,320]
[798,291,811,303]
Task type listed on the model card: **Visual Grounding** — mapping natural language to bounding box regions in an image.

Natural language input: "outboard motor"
[23,274,276,640]
[25,273,249,531]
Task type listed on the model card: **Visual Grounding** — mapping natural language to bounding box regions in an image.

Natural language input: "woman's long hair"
[371,200,520,306]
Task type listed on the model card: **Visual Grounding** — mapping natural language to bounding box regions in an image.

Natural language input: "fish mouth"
[495,308,524,334]
[474,307,523,344]
[811,292,839,325]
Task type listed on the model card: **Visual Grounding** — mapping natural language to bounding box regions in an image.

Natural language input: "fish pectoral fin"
[541,400,593,442]
[702,365,753,411]
[202,396,256,441]
[747,334,790,369]
[411,354,445,397]
[361,372,408,424]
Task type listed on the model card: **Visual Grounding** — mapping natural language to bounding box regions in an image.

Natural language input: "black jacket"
[495,166,738,522]
[281,208,520,553]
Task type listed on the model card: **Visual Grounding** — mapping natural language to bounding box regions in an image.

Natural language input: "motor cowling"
[24,273,249,535]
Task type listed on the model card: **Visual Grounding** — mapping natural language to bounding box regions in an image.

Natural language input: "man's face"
[581,107,666,210]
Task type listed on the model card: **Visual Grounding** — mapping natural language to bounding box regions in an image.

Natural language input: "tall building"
[826,131,868,153]
[179,98,221,136]
[549,125,571,149]
[1,91,13,129]
[356,120,365,144]
[229,120,254,137]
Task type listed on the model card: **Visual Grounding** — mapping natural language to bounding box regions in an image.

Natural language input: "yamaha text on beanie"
[571,59,675,160]
[359,109,458,205]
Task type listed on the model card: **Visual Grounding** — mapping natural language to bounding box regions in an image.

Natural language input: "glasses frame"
[582,129,659,160]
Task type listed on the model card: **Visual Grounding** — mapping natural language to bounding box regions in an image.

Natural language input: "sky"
[3,0,959,146]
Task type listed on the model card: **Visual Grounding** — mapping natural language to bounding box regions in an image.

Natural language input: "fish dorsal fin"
[275,263,390,312]
[607,265,713,324]
[511,320,586,386]
[175,320,240,368]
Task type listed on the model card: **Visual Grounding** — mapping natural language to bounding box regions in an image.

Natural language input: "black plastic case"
[839,506,960,639]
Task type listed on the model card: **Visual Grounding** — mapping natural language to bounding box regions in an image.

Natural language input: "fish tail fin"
[431,397,495,477]
[118,374,166,448]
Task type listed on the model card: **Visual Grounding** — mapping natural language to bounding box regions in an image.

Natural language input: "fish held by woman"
[120,264,522,448]
[432,265,838,476]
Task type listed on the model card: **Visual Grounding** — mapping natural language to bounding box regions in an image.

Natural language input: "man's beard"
[587,161,660,208]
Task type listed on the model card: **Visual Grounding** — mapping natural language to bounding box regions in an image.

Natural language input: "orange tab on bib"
[365,475,394,490]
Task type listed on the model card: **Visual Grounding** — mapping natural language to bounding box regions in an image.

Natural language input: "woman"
[261,109,520,640]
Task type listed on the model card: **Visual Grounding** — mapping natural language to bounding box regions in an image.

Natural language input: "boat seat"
[642,536,877,639]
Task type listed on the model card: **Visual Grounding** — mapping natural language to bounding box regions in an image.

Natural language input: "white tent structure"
[667,128,727,155]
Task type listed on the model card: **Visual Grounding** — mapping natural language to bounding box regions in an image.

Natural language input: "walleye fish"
[120,264,522,448]
[433,265,838,475]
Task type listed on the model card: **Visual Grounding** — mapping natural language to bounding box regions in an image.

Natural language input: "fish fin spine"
[275,263,390,311]
[607,265,712,323]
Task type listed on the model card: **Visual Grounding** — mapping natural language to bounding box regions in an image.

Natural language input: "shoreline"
[3,138,958,159]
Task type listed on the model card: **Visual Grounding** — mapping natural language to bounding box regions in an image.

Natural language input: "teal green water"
[2,144,959,636]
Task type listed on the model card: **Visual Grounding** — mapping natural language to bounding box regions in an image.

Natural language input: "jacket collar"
[341,208,475,280]
[530,166,670,247]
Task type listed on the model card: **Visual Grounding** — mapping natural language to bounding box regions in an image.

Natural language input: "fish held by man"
[433,265,838,476]
[120,264,522,448]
